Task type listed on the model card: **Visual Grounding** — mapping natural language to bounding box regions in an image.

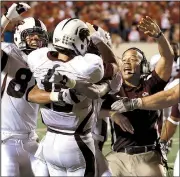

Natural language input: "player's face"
[121,50,141,80]
[25,33,43,49]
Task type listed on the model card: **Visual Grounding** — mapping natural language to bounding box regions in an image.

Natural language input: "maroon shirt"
[102,70,168,151]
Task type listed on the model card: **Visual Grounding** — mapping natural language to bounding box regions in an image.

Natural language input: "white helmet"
[53,18,90,56]
[14,17,48,52]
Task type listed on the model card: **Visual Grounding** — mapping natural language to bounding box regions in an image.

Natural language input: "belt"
[47,127,91,136]
[117,145,155,155]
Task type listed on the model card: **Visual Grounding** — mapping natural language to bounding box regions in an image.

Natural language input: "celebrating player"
[1,3,49,177]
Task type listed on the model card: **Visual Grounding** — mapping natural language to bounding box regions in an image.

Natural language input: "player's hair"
[54,46,76,58]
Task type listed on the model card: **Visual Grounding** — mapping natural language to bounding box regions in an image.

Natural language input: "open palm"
[138,16,161,38]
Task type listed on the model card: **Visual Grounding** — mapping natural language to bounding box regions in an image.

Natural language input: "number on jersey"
[7,68,32,98]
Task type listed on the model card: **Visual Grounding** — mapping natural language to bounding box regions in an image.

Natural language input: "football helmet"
[14,17,48,52]
[53,18,90,56]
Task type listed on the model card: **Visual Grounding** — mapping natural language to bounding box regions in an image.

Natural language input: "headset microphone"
[127,71,135,74]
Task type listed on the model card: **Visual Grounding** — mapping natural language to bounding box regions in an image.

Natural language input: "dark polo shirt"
[102,70,168,151]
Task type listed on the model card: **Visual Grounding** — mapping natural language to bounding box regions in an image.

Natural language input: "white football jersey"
[165,78,180,111]
[1,42,39,133]
[27,47,104,133]
[150,54,179,78]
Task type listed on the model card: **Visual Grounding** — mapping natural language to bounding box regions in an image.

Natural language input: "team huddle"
[1,3,180,177]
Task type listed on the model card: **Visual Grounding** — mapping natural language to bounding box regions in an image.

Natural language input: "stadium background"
[1,0,179,170]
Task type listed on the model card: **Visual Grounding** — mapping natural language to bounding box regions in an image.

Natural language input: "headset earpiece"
[122,47,150,75]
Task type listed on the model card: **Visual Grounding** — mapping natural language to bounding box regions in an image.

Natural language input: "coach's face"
[121,50,142,81]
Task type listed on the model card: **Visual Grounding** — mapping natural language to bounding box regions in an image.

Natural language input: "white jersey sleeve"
[65,53,104,84]
[164,78,180,91]
[84,53,104,83]
[27,47,51,89]
[1,42,28,63]
[1,42,13,56]
[27,47,50,72]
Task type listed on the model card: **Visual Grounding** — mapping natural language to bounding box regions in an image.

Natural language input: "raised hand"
[138,16,161,38]
[86,22,104,45]
[5,2,31,21]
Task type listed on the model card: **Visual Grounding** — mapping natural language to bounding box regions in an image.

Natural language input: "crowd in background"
[1,1,180,44]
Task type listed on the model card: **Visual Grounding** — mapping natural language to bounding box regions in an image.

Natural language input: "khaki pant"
[106,150,166,176]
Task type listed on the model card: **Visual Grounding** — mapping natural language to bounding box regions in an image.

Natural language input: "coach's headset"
[122,47,151,75]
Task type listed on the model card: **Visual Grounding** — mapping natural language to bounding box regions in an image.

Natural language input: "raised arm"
[1,3,30,36]
[86,22,119,76]
[138,16,174,81]
[1,3,30,58]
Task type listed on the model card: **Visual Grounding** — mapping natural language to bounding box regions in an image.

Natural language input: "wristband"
[159,139,167,144]
[50,92,59,102]
[109,111,118,118]
[1,15,10,29]
[167,117,179,125]
[155,31,163,39]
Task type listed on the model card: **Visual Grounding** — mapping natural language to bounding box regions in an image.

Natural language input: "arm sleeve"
[103,62,114,79]
[83,53,104,83]
[171,104,180,119]
[101,94,120,110]
[1,42,13,56]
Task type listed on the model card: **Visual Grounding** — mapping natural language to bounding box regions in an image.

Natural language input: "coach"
[105,16,174,176]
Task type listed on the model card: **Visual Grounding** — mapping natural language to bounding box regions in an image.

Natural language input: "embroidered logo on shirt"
[142,92,149,97]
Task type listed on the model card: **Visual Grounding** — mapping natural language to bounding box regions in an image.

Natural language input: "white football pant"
[94,140,112,177]
[41,131,95,176]
[173,150,179,177]
[1,138,38,177]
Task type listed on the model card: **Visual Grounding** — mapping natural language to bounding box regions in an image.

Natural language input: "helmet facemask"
[20,27,48,52]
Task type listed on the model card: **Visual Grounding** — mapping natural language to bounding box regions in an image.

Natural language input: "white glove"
[111,97,142,113]
[53,71,76,89]
[96,26,112,47]
[90,30,105,45]
[5,2,30,21]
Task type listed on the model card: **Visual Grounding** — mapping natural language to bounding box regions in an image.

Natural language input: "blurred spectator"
[161,9,171,32]
[1,1,179,44]
[128,25,140,42]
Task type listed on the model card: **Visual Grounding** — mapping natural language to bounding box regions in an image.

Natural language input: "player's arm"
[1,3,30,58]
[111,84,179,113]
[160,104,180,146]
[27,84,82,105]
[138,16,174,81]
[1,3,30,36]
[54,72,121,99]
[27,85,51,104]
[73,81,110,99]
[28,82,110,104]
[160,116,179,142]
[86,23,119,76]
[140,84,179,110]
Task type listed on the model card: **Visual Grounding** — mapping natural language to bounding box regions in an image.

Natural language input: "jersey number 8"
[7,68,32,98]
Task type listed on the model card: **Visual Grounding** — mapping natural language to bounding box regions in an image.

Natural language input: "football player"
[26,18,121,176]
[1,3,49,177]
